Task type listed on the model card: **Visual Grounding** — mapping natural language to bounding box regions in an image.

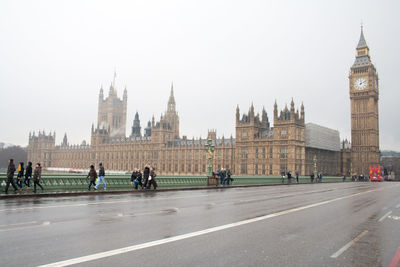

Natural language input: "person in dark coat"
[310,172,315,183]
[16,162,24,189]
[226,169,233,185]
[146,167,157,190]
[86,165,98,191]
[287,171,292,184]
[24,161,33,187]
[33,163,44,193]
[295,171,299,183]
[143,165,150,189]
[5,159,18,193]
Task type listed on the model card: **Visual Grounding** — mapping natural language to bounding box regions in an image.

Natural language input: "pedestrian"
[4,158,18,193]
[33,163,44,193]
[226,168,233,185]
[310,172,314,183]
[135,169,143,189]
[16,162,24,189]
[295,170,299,183]
[281,171,285,184]
[86,165,98,191]
[95,162,106,190]
[318,172,323,183]
[147,167,157,190]
[287,171,292,184]
[342,174,346,182]
[24,161,32,188]
[220,168,226,185]
[143,165,150,189]
[131,168,137,188]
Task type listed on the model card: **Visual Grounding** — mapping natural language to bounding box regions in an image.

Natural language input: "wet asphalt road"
[1,182,400,267]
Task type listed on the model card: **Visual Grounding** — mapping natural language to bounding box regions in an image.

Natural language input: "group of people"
[4,158,44,193]
[85,163,158,191]
[309,172,323,183]
[130,165,157,190]
[213,168,233,185]
[281,171,300,184]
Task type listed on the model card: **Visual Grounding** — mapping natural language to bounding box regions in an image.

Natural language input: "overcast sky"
[0,0,399,151]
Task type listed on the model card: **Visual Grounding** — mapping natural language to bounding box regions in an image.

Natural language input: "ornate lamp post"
[205,139,215,177]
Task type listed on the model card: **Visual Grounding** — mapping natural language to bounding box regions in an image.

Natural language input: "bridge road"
[1,182,400,267]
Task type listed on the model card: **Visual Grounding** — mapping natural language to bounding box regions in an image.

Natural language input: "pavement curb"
[0,182,345,199]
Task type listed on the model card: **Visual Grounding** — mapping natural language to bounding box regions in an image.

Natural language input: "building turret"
[236,105,240,123]
[131,112,141,138]
[62,133,68,147]
[144,121,152,137]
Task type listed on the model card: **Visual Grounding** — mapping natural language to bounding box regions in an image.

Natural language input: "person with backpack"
[5,158,18,193]
[24,161,33,188]
[16,162,24,189]
[95,162,106,190]
[33,163,44,193]
[86,165,98,191]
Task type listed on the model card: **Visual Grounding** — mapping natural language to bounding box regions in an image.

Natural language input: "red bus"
[369,165,384,182]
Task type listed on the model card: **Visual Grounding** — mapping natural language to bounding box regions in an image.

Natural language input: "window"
[280,147,288,159]
[262,148,266,158]
[270,147,273,158]
[241,164,247,174]
[241,148,248,159]
[255,164,259,175]
[269,164,273,175]
[255,148,259,159]
[281,129,287,137]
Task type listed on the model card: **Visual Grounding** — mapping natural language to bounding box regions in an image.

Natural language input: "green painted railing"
[0,173,346,193]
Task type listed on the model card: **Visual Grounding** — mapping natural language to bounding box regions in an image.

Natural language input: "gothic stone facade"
[28,29,379,176]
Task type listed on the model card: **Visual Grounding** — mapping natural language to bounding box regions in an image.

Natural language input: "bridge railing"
[0,173,344,192]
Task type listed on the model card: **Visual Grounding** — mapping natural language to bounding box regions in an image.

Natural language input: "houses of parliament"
[27,28,380,176]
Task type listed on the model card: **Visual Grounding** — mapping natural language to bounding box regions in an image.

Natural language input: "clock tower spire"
[349,25,380,176]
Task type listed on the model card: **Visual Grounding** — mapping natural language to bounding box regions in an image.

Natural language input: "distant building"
[27,28,380,176]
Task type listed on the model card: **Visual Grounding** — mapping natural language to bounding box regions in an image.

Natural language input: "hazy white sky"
[0,0,399,150]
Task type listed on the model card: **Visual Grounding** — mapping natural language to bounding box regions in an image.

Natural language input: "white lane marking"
[330,230,369,258]
[39,188,380,267]
[0,221,51,232]
[0,221,37,227]
[378,211,393,222]
[0,194,209,212]
[388,215,400,221]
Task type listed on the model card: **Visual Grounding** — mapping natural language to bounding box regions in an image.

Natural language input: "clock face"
[354,77,367,90]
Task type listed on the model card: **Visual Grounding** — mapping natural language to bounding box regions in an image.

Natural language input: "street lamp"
[205,139,215,177]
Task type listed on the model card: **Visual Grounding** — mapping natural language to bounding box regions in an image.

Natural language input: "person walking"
[318,172,323,183]
[86,165,98,191]
[131,168,137,188]
[143,165,150,189]
[295,171,299,183]
[33,163,44,193]
[24,161,32,188]
[220,168,226,185]
[5,158,18,193]
[95,162,106,190]
[226,169,233,185]
[342,174,346,182]
[16,162,24,189]
[310,172,315,183]
[147,167,157,190]
[281,171,285,184]
[287,171,292,184]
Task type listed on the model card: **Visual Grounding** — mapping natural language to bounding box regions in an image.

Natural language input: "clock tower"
[349,26,380,175]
